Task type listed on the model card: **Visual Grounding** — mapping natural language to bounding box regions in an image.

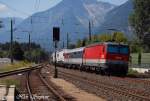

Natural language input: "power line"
[0,1,30,16]
[38,0,41,11]
[34,0,40,12]
[35,0,38,10]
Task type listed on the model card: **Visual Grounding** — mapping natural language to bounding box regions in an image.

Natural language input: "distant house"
[0,58,11,64]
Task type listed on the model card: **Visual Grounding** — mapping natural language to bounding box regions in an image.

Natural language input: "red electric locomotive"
[54,42,130,76]
[83,42,129,76]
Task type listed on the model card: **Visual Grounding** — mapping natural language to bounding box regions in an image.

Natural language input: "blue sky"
[0,0,128,18]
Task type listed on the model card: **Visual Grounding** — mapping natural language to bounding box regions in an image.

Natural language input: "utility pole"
[61,17,65,49]
[10,19,14,64]
[28,33,31,51]
[89,20,92,41]
[30,17,32,62]
[22,31,31,62]
[28,33,31,62]
[62,40,64,48]
[54,41,57,78]
[67,33,69,49]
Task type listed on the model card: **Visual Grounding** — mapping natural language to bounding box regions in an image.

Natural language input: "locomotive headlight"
[101,55,104,58]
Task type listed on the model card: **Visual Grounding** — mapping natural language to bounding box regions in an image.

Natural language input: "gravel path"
[47,65,150,101]
[51,77,105,101]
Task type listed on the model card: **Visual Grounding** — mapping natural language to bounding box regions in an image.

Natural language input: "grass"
[0,61,34,73]
[131,53,150,64]
[127,68,138,75]
[0,79,20,88]
[127,68,150,78]
[127,68,141,78]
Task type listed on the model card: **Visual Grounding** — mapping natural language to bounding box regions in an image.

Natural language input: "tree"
[75,32,128,48]
[0,51,4,58]
[112,32,128,43]
[0,42,49,62]
[129,38,141,53]
[129,0,150,40]
[99,34,112,42]
[0,21,2,28]
[76,38,88,48]
[12,42,24,60]
[92,35,100,43]
[82,38,87,47]
[29,49,48,63]
[76,39,82,48]
[68,44,76,49]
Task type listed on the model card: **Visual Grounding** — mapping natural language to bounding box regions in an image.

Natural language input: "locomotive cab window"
[107,45,129,54]
[107,45,119,54]
[120,46,129,55]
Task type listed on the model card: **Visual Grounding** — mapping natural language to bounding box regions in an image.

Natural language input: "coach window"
[71,53,74,58]
[79,51,83,58]
[79,52,81,58]
[74,52,78,58]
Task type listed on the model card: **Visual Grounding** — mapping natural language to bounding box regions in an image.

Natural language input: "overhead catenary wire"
[0,0,91,40]
[0,1,30,17]
[34,0,40,12]
[0,0,98,27]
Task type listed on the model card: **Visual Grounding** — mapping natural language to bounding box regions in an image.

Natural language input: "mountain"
[15,0,115,50]
[0,17,22,30]
[98,0,133,37]
[1,0,134,51]
[0,17,23,43]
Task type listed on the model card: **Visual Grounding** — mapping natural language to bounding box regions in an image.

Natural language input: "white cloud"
[0,3,8,12]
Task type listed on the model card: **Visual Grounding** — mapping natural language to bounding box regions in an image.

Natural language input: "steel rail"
[38,69,66,101]
[0,64,42,78]
[26,72,36,101]
[59,70,150,101]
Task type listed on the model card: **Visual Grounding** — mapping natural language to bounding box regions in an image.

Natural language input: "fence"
[129,53,150,68]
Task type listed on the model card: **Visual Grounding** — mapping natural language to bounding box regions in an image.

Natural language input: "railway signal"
[53,27,60,78]
[53,27,60,42]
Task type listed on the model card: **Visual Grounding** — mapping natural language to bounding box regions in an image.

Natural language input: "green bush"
[0,61,33,73]
[0,79,20,88]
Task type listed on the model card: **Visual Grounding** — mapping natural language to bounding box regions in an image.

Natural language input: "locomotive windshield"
[107,45,129,55]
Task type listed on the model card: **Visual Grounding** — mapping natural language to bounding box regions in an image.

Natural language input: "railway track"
[123,77,150,85]
[56,68,150,101]
[38,69,67,101]
[0,64,43,78]
[0,64,69,101]
[26,71,35,101]
[25,68,67,101]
